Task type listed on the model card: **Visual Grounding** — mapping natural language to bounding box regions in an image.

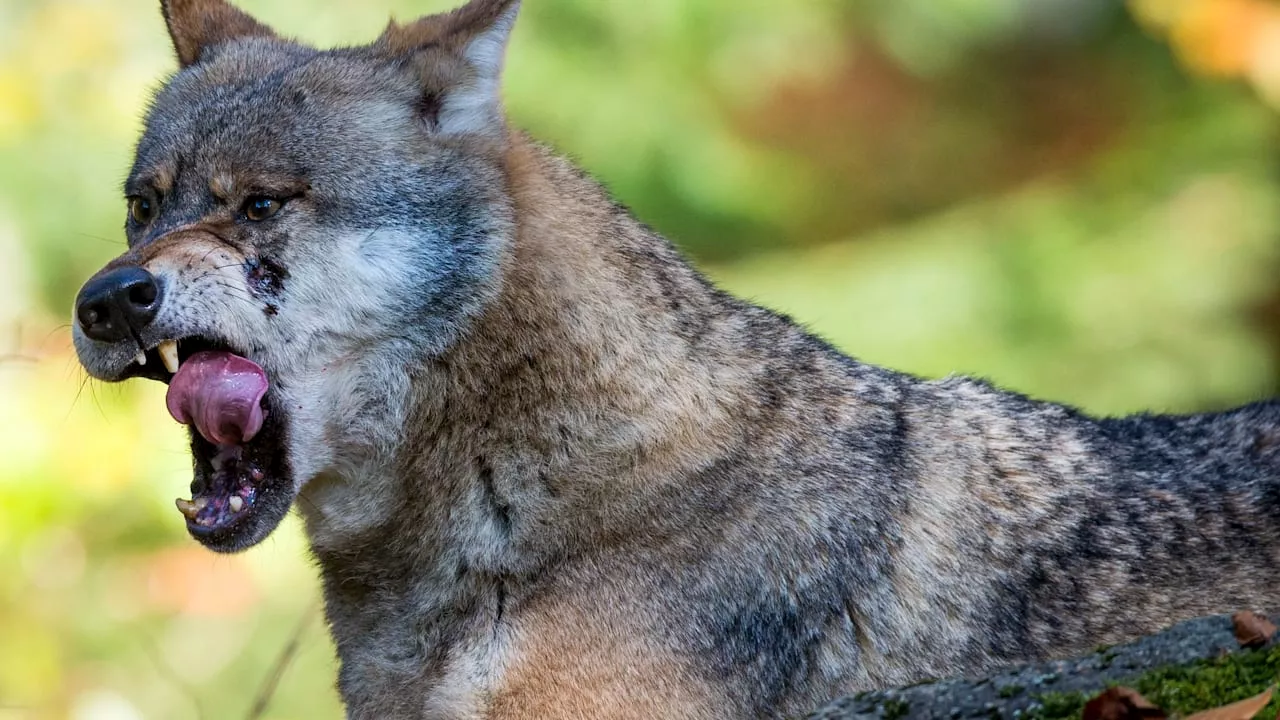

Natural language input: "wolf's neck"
[299,136,765,702]
[300,134,759,578]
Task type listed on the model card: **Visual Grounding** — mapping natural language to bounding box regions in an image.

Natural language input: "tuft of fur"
[73,1,1280,717]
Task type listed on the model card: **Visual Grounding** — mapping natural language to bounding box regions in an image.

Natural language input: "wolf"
[70,0,1280,717]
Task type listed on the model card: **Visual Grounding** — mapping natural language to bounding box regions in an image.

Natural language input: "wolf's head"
[72,0,519,552]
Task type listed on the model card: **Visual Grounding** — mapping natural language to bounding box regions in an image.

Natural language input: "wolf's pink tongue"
[165,351,268,445]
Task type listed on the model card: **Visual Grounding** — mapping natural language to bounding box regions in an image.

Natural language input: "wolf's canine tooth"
[134,350,147,366]
[175,498,198,519]
[158,339,179,374]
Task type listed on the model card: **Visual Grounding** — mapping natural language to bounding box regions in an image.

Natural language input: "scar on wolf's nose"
[75,266,162,343]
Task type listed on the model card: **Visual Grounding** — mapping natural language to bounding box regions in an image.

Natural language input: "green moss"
[881,698,910,720]
[998,684,1025,699]
[1131,648,1280,717]
[1021,644,1280,719]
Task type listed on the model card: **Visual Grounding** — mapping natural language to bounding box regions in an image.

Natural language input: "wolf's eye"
[243,196,284,222]
[128,197,155,225]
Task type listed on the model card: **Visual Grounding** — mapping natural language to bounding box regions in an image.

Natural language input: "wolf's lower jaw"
[181,422,296,552]
[181,445,261,528]
[173,392,290,550]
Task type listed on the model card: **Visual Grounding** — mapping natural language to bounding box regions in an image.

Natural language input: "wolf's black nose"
[75,266,162,343]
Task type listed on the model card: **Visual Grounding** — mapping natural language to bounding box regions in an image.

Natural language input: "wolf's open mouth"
[121,336,293,552]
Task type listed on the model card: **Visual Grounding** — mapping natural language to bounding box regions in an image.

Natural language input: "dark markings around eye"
[245,256,288,317]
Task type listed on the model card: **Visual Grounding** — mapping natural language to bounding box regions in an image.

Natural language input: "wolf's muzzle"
[74,265,162,343]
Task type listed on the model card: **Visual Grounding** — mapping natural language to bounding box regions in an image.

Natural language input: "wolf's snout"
[75,266,161,343]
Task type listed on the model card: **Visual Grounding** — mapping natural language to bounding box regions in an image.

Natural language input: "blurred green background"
[2,0,1279,717]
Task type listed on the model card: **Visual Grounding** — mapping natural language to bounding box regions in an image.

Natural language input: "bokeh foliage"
[1,0,1278,717]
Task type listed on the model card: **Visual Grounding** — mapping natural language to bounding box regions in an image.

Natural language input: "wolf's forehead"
[133,91,306,186]
[134,50,409,180]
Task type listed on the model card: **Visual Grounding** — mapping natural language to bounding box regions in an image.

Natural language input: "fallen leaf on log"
[1184,686,1274,720]
[1231,611,1277,649]
[1082,687,1167,720]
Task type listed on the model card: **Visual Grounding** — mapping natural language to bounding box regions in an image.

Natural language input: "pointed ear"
[377,0,520,137]
[160,0,278,68]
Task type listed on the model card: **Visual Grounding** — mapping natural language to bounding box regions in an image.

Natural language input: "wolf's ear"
[376,0,520,137]
[160,0,278,68]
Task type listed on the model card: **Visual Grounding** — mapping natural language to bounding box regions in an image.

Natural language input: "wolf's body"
[69,1,1280,718]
